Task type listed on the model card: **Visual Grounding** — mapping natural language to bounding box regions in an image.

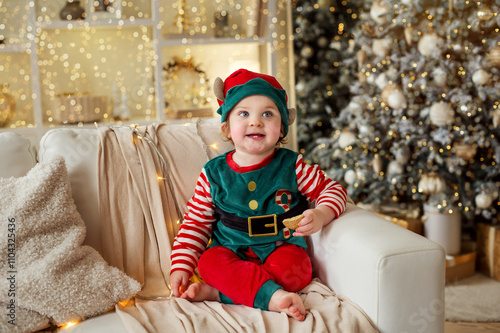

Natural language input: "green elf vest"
[205,148,308,262]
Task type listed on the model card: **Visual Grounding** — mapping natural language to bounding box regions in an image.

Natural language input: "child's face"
[224,95,283,158]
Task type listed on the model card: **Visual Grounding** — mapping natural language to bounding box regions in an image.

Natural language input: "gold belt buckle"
[248,215,278,237]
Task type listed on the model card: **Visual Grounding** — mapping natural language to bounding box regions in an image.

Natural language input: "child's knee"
[198,246,233,278]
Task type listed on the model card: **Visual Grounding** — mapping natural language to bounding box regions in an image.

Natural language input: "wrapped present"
[165,106,213,119]
[445,242,476,283]
[54,93,108,124]
[476,223,500,282]
[358,202,423,234]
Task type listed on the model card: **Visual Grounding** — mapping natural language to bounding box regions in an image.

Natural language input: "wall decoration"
[162,57,212,119]
[86,0,122,20]
[59,0,85,21]
[214,11,229,38]
[0,84,15,127]
[173,0,193,35]
[53,93,107,124]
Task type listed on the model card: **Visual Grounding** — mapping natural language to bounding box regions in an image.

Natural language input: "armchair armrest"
[308,203,445,333]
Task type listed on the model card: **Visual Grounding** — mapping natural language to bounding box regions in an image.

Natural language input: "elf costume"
[170,69,348,310]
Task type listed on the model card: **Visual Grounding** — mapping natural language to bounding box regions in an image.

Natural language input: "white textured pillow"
[0,156,141,331]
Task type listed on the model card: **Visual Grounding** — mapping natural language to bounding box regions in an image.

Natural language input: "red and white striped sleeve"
[170,168,216,276]
[295,154,348,219]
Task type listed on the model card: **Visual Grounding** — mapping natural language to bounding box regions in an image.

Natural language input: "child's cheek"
[230,125,246,140]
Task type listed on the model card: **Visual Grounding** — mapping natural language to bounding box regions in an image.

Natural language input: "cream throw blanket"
[116,278,377,333]
[99,124,181,297]
[98,123,378,332]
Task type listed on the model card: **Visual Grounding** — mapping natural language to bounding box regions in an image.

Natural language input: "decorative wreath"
[162,57,211,108]
[162,56,208,80]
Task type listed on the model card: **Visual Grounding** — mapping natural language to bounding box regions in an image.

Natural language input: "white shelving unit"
[0,0,293,144]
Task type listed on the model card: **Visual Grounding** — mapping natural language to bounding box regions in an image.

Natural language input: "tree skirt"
[446,273,500,322]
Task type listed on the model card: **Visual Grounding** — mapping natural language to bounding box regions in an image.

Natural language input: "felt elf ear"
[213,77,225,102]
[288,107,296,126]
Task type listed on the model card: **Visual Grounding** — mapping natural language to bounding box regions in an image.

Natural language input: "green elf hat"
[214,68,296,138]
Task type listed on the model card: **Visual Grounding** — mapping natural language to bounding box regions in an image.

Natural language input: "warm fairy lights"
[59,320,79,329]
[0,0,291,128]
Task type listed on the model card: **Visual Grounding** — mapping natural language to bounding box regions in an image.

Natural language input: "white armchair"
[309,204,445,332]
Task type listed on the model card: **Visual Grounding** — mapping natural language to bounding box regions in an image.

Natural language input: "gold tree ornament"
[418,172,446,195]
[489,46,500,68]
[0,84,15,128]
[493,109,500,128]
[357,49,367,67]
[404,26,414,46]
[453,141,477,160]
[477,6,494,22]
[372,154,383,174]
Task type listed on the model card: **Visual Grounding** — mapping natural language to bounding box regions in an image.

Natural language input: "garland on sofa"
[95,121,223,229]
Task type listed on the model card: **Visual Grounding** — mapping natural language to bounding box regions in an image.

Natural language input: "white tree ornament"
[387,88,407,109]
[338,130,357,148]
[344,169,358,184]
[475,192,493,209]
[370,0,390,25]
[418,32,443,58]
[372,38,392,58]
[472,69,491,86]
[429,102,455,127]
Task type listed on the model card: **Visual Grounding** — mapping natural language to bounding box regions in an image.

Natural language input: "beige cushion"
[0,156,140,331]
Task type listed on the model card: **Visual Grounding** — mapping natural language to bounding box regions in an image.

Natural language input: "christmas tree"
[308,0,500,228]
[292,0,365,158]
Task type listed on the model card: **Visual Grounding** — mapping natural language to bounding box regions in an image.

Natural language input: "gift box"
[358,202,423,235]
[165,106,213,119]
[476,223,500,282]
[54,93,108,124]
[374,212,423,235]
[445,242,476,284]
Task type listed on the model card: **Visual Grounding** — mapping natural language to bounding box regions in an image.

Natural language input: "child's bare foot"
[179,283,220,302]
[268,289,306,321]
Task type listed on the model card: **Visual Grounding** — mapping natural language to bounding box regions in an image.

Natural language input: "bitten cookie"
[282,214,303,230]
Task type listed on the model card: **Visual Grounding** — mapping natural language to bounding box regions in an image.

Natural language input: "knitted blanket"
[97,123,220,297]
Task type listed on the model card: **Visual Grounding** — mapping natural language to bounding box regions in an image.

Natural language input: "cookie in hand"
[282,214,304,230]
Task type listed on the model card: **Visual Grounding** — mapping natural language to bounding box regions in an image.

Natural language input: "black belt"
[214,198,309,237]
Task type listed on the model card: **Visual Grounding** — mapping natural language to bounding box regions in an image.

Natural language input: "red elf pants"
[197,243,312,310]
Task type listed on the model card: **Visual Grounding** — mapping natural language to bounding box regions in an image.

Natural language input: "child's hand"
[292,206,335,237]
[170,270,191,297]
